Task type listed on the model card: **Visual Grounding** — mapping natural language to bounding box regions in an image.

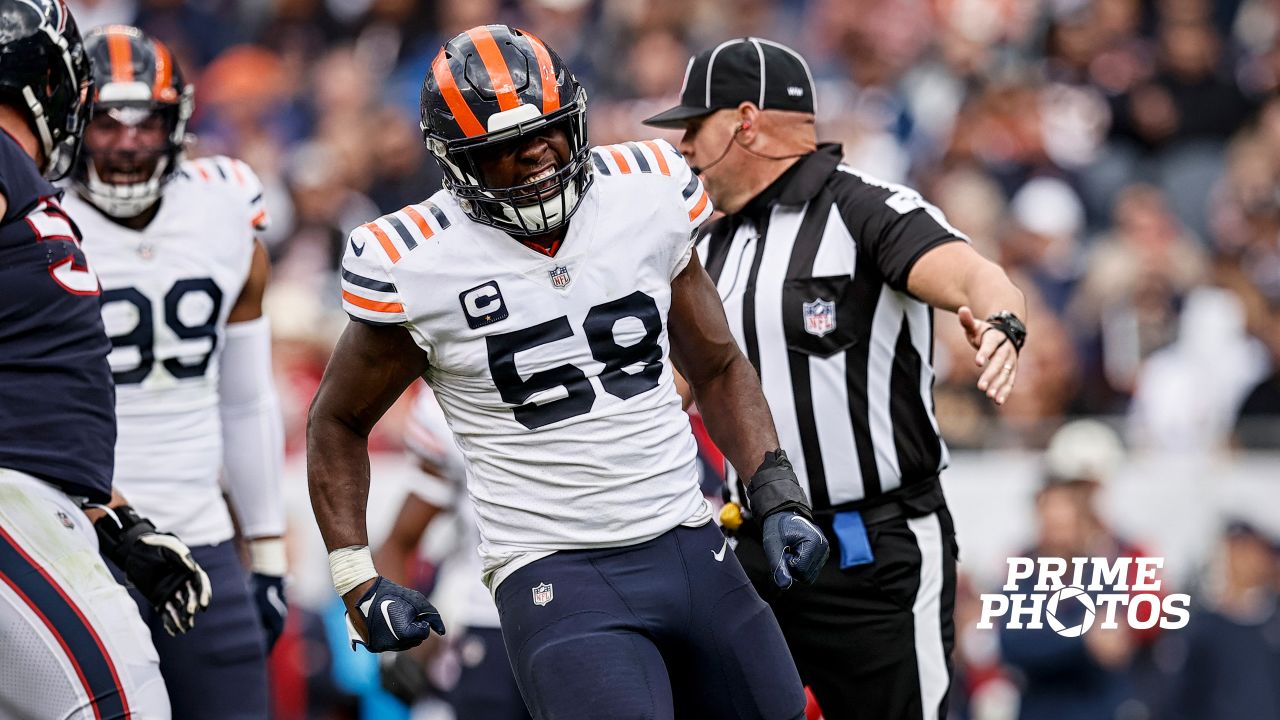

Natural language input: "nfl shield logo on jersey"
[803,299,836,337]
[532,582,554,606]
[549,265,571,289]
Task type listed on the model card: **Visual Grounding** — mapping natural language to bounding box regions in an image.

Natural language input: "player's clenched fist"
[747,450,830,588]
[344,577,446,653]
[91,504,212,635]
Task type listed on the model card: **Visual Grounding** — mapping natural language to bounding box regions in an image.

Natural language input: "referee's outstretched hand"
[959,306,1019,406]
[763,511,829,589]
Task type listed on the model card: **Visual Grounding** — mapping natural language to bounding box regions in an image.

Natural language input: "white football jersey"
[403,385,499,629]
[341,139,716,591]
[69,156,269,546]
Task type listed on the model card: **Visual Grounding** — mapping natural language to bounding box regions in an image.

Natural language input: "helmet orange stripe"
[431,51,486,138]
[107,31,133,83]
[363,222,402,264]
[152,39,173,101]
[466,26,519,112]
[521,30,559,114]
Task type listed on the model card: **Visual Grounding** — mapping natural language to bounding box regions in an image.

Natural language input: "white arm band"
[329,546,378,597]
[219,316,287,541]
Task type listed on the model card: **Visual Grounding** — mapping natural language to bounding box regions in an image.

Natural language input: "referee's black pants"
[736,503,958,720]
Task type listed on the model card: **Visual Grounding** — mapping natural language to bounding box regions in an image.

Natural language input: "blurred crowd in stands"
[66,0,1280,454]
[63,0,1280,718]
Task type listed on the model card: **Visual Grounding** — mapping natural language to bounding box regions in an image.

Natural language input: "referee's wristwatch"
[985,311,1026,353]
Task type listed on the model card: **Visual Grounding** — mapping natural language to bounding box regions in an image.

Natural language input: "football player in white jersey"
[374,384,530,718]
[309,25,830,720]
[64,26,287,720]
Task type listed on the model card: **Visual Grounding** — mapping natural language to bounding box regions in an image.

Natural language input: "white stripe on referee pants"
[907,512,948,720]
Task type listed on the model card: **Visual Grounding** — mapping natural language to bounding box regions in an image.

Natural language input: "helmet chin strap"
[691,124,813,175]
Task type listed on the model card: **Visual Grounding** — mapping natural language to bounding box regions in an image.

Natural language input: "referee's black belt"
[812,476,946,528]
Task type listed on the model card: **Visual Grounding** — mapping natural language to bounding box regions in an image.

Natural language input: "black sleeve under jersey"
[829,171,966,291]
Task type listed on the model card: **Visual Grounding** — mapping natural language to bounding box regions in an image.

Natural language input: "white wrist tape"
[249,537,288,577]
[329,546,377,597]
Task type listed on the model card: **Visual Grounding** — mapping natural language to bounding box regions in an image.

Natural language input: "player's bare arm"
[668,249,779,476]
[227,239,270,323]
[668,249,830,587]
[908,241,1028,405]
[307,320,436,641]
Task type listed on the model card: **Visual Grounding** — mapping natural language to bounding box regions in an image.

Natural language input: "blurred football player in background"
[63,24,287,720]
[374,385,530,719]
[309,24,828,720]
[0,5,208,718]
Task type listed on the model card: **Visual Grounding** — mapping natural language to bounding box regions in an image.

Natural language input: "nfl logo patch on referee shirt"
[549,265,571,289]
[532,582,554,606]
[803,299,836,337]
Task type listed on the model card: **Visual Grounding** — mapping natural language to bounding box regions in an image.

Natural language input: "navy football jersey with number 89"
[0,129,115,502]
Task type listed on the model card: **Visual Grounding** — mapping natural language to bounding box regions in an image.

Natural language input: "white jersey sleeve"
[340,224,408,326]
[185,156,270,234]
[591,139,712,280]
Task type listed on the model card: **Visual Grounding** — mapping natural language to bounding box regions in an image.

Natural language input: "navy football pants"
[111,541,269,719]
[495,522,806,720]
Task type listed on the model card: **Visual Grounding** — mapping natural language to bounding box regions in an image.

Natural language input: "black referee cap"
[643,37,816,128]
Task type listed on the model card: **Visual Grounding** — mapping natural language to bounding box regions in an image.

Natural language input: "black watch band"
[985,311,1026,353]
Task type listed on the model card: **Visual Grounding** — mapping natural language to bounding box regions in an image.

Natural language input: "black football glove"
[747,450,830,589]
[250,573,288,652]
[92,504,212,635]
[346,577,446,653]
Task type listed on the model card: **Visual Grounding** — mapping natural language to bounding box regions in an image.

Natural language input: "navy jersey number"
[487,291,664,430]
[100,278,224,385]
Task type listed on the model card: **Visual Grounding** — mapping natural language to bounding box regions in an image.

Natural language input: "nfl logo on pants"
[803,299,836,337]
[532,582,554,606]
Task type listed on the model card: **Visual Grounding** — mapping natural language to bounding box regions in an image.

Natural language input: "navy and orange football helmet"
[420,25,591,237]
[74,25,193,218]
[0,0,94,180]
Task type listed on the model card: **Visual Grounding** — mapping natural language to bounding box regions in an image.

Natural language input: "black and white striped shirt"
[696,144,967,512]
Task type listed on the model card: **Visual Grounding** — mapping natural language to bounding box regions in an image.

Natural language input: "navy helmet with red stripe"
[73,25,193,218]
[420,25,591,237]
[0,0,94,180]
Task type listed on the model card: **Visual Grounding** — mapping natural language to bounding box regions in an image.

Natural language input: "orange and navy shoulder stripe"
[178,156,269,231]
[356,201,451,266]
[590,141,678,178]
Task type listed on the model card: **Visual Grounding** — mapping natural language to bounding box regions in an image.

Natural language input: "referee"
[645,38,1026,719]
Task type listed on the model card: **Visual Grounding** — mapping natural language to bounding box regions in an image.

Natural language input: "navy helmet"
[74,25,194,217]
[0,0,93,180]
[420,25,591,237]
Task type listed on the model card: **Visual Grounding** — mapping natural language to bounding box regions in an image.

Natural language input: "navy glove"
[746,450,830,589]
[346,577,446,653]
[251,573,288,652]
[762,511,827,588]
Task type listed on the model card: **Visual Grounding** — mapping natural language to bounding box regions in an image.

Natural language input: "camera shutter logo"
[1045,586,1096,637]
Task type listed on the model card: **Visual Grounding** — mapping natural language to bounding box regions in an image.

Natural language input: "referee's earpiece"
[738,120,751,132]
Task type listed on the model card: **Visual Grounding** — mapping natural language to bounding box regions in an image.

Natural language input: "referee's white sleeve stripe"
[907,512,949,720]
